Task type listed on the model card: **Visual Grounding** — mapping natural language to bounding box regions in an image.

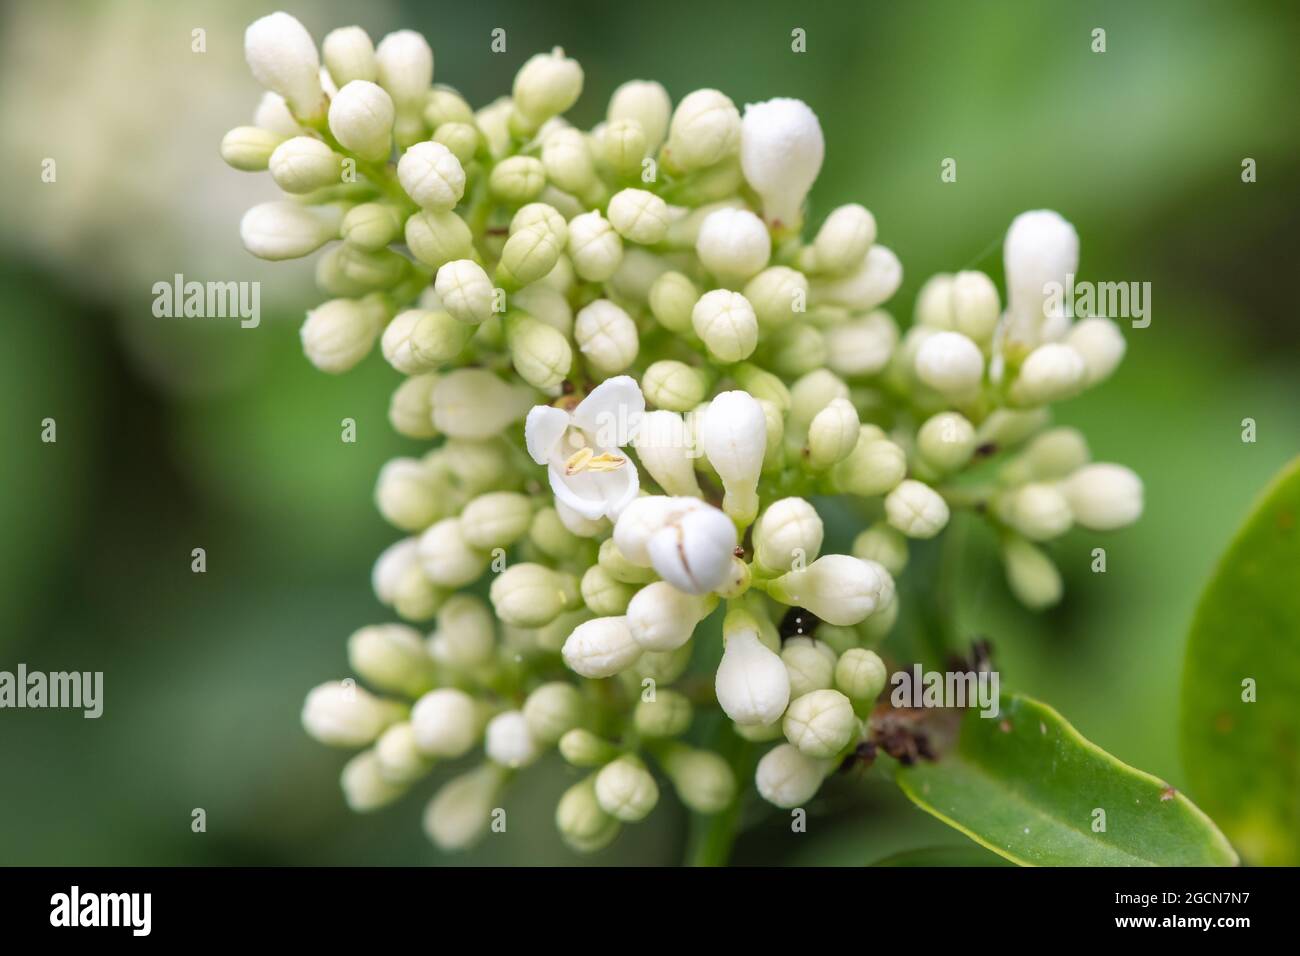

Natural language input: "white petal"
[525,405,570,465]
[571,375,645,447]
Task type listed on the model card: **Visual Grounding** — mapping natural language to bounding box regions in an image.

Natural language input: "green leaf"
[1181,455,1300,866]
[870,845,1012,867]
[896,694,1238,866]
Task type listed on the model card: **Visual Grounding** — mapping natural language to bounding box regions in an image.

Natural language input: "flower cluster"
[230,13,1143,854]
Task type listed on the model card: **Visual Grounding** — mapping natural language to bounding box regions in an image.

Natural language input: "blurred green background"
[1,0,1296,865]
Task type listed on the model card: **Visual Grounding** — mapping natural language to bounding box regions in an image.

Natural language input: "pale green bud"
[808,203,876,275]
[770,554,895,627]
[342,202,403,250]
[917,411,977,473]
[833,428,907,497]
[375,722,433,785]
[696,207,771,281]
[432,121,480,166]
[810,245,902,312]
[341,750,407,812]
[575,299,638,374]
[513,47,584,124]
[744,266,808,328]
[595,755,659,821]
[851,522,909,576]
[533,608,594,655]
[389,372,439,439]
[631,643,693,684]
[322,26,377,87]
[641,360,710,412]
[375,29,433,114]
[405,208,474,269]
[375,457,442,531]
[302,680,404,747]
[424,87,476,128]
[373,537,446,622]
[397,140,466,210]
[381,308,473,374]
[1001,427,1090,484]
[787,368,849,436]
[633,410,703,497]
[241,200,341,261]
[511,202,569,244]
[530,507,586,561]
[1060,463,1143,531]
[768,322,827,377]
[661,745,736,813]
[734,720,785,742]
[411,687,482,758]
[541,127,599,197]
[815,623,860,656]
[490,563,579,628]
[558,729,620,767]
[976,407,1051,450]
[732,362,792,411]
[608,79,671,151]
[598,538,657,585]
[633,689,693,738]
[423,763,507,851]
[334,244,409,290]
[427,593,496,670]
[884,479,950,539]
[522,682,584,745]
[460,491,533,550]
[835,648,887,702]
[950,270,1001,343]
[994,482,1073,541]
[755,742,831,808]
[513,284,572,335]
[607,188,670,244]
[1066,317,1127,386]
[498,225,563,288]
[418,516,490,587]
[556,777,621,852]
[915,330,985,398]
[328,80,395,162]
[759,398,786,474]
[781,637,837,699]
[434,259,494,325]
[221,125,283,171]
[599,118,648,178]
[1009,343,1088,406]
[441,437,519,494]
[692,289,757,362]
[1001,534,1063,609]
[915,272,956,328]
[567,211,624,282]
[755,497,824,573]
[562,615,643,679]
[626,581,714,651]
[807,398,861,469]
[665,88,741,172]
[485,710,542,768]
[581,565,636,616]
[783,689,857,758]
[824,311,898,378]
[510,313,572,392]
[648,271,699,333]
[489,155,546,203]
[301,295,386,373]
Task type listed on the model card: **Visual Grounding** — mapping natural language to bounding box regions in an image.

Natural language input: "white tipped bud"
[995,482,1073,541]
[375,30,434,112]
[411,688,481,757]
[1010,343,1087,405]
[634,409,704,496]
[341,750,407,811]
[755,497,824,573]
[303,680,403,747]
[431,369,533,439]
[692,290,758,363]
[567,211,624,282]
[626,581,713,651]
[562,615,642,678]
[241,201,340,261]
[783,689,856,758]
[1065,317,1126,385]
[485,710,541,768]
[808,398,861,470]
[397,141,465,210]
[1061,463,1143,531]
[715,629,791,725]
[322,26,377,87]
[1002,535,1063,609]
[418,516,489,588]
[244,13,325,121]
[755,742,830,808]
[740,98,824,229]
[347,623,433,697]
[607,188,671,245]
[647,503,738,595]
[594,756,659,821]
[695,207,771,281]
[490,563,578,628]
[300,296,384,373]
[884,479,950,539]
[522,682,584,745]
[810,204,876,274]
[811,244,902,311]
[608,79,671,151]
[254,91,304,138]
[433,259,493,324]
[917,411,977,473]
[665,89,741,172]
[574,299,638,374]
[770,554,895,627]
[611,496,690,566]
[423,764,506,851]
[700,389,766,524]
[328,80,395,162]
[835,648,888,701]
[915,330,985,396]
[513,47,584,124]
[374,722,433,785]
[1003,209,1079,350]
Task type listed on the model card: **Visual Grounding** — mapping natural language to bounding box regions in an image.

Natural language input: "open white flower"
[525,376,646,521]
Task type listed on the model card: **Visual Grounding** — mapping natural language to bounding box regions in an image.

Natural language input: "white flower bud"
[781,637,836,699]
[522,682,584,745]
[411,687,481,758]
[915,330,985,396]
[1065,317,1126,385]
[665,89,741,172]
[1061,463,1143,531]
[743,266,808,329]
[647,503,738,595]
[300,296,385,373]
[809,204,876,274]
[788,368,848,434]
[660,746,735,813]
[459,491,532,550]
[740,98,824,229]
[632,689,693,739]
[375,30,434,112]
[322,26,377,87]
[405,209,474,270]
[917,411,977,473]
[835,648,888,701]
[626,581,713,651]
[513,47,584,124]
[389,372,439,439]
[426,594,496,670]
[950,270,1001,344]
[380,309,470,374]
[810,244,902,311]
[511,202,568,244]
[995,482,1073,541]
[696,207,771,281]
[783,689,856,758]
[567,211,624,282]
[770,554,894,627]
[884,479,950,539]
[499,225,563,287]
[485,710,541,768]
[347,623,433,697]
[691,289,758,363]
[375,722,432,785]
[1002,427,1091,484]
[1003,209,1079,350]
[244,12,325,121]
[488,155,546,203]
[342,202,403,250]
[574,299,638,374]
[375,457,441,531]
[423,764,506,851]
[508,314,572,393]
[490,563,578,628]
[608,79,671,151]
[607,188,670,245]
[432,259,493,325]
[595,756,659,822]
[715,629,790,725]
[432,121,479,165]
[254,91,304,138]
[431,369,533,439]
[808,398,861,470]
[328,80,395,162]
[240,201,340,261]
[562,616,642,678]
[418,517,489,588]
[541,127,598,196]
[851,522,908,576]
[701,390,767,522]
[581,565,635,616]
[341,750,407,811]
[755,742,830,808]
[833,428,907,498]
[302,680,403,747]
[598,118,648,178]
[633,409,703,495]
[822,311,897,379]
[755,497,824,573]
[1010,343,1087,405]
[649,271,700,334]
[221,126,283,171]
[397,141,465,211]
[1001,535,1063,609]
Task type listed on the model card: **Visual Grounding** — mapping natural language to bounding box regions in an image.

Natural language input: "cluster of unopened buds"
[228,13,1144,853]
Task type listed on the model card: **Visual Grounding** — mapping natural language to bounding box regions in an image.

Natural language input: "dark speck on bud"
[779,606,819,641]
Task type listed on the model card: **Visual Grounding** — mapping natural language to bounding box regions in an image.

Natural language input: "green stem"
[684,723,754,866]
